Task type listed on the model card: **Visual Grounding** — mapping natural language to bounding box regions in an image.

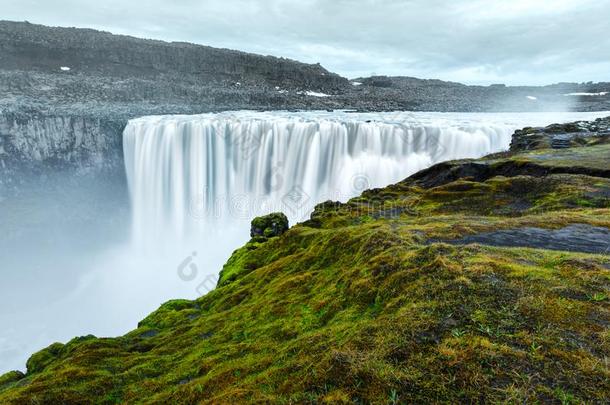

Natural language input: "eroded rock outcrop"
[510,116,610,151]
[250,212,289,239]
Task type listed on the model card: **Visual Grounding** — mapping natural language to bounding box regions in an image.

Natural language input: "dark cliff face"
[0,110,126,193]
[0,21,348,91]
[0,111,124,168]
[1,20,609,113]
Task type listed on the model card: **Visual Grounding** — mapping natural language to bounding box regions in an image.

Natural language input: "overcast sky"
[3,0,610,85]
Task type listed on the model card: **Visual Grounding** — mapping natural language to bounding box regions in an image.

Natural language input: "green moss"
[217,242,262,287]
[1,141,610,403]
[0,371,24,391]
[25,342,65,374]
[250,212,289,238]
[138,299,198,329]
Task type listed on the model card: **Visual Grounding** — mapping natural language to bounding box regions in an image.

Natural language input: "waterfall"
[123,111,516,245]
[5,111,608,375]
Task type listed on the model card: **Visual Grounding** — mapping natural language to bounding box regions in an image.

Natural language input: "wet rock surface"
[439,224,610,254]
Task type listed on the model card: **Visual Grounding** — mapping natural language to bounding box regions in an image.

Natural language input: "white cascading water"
[4,110,610,375]
[123,111,514,246]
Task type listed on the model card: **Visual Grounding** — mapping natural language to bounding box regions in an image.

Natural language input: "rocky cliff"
[2,20,610,194]
[2,21,610,183]
[509,116,610,151]
[0,109,124,168]
[0,107,127,192]
[0,20,347,93]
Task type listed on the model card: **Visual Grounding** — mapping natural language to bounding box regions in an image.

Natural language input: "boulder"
[250,213,289,239]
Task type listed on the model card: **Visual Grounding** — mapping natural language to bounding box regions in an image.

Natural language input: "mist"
[0,165,251,371]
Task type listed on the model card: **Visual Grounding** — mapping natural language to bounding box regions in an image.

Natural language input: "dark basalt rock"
[510,116,610,152]
[408,158,610,190]
[437,224,610,255]
[250,212,289,239]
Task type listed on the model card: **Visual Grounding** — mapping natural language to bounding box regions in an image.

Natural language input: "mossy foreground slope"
[2,130,610,404]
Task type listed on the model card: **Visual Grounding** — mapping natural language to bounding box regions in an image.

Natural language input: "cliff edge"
[1,118,609,403]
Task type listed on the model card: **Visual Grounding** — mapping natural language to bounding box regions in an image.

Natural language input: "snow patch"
[351,82,363,86]
[299,91,332,98]
[564,92,608,96]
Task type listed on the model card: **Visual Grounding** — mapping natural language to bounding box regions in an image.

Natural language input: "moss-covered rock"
[25,342,65,374]
[250,212,289,239]
[0,371,24,390]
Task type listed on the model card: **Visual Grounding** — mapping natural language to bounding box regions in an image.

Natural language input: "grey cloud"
[2,0,609,84]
